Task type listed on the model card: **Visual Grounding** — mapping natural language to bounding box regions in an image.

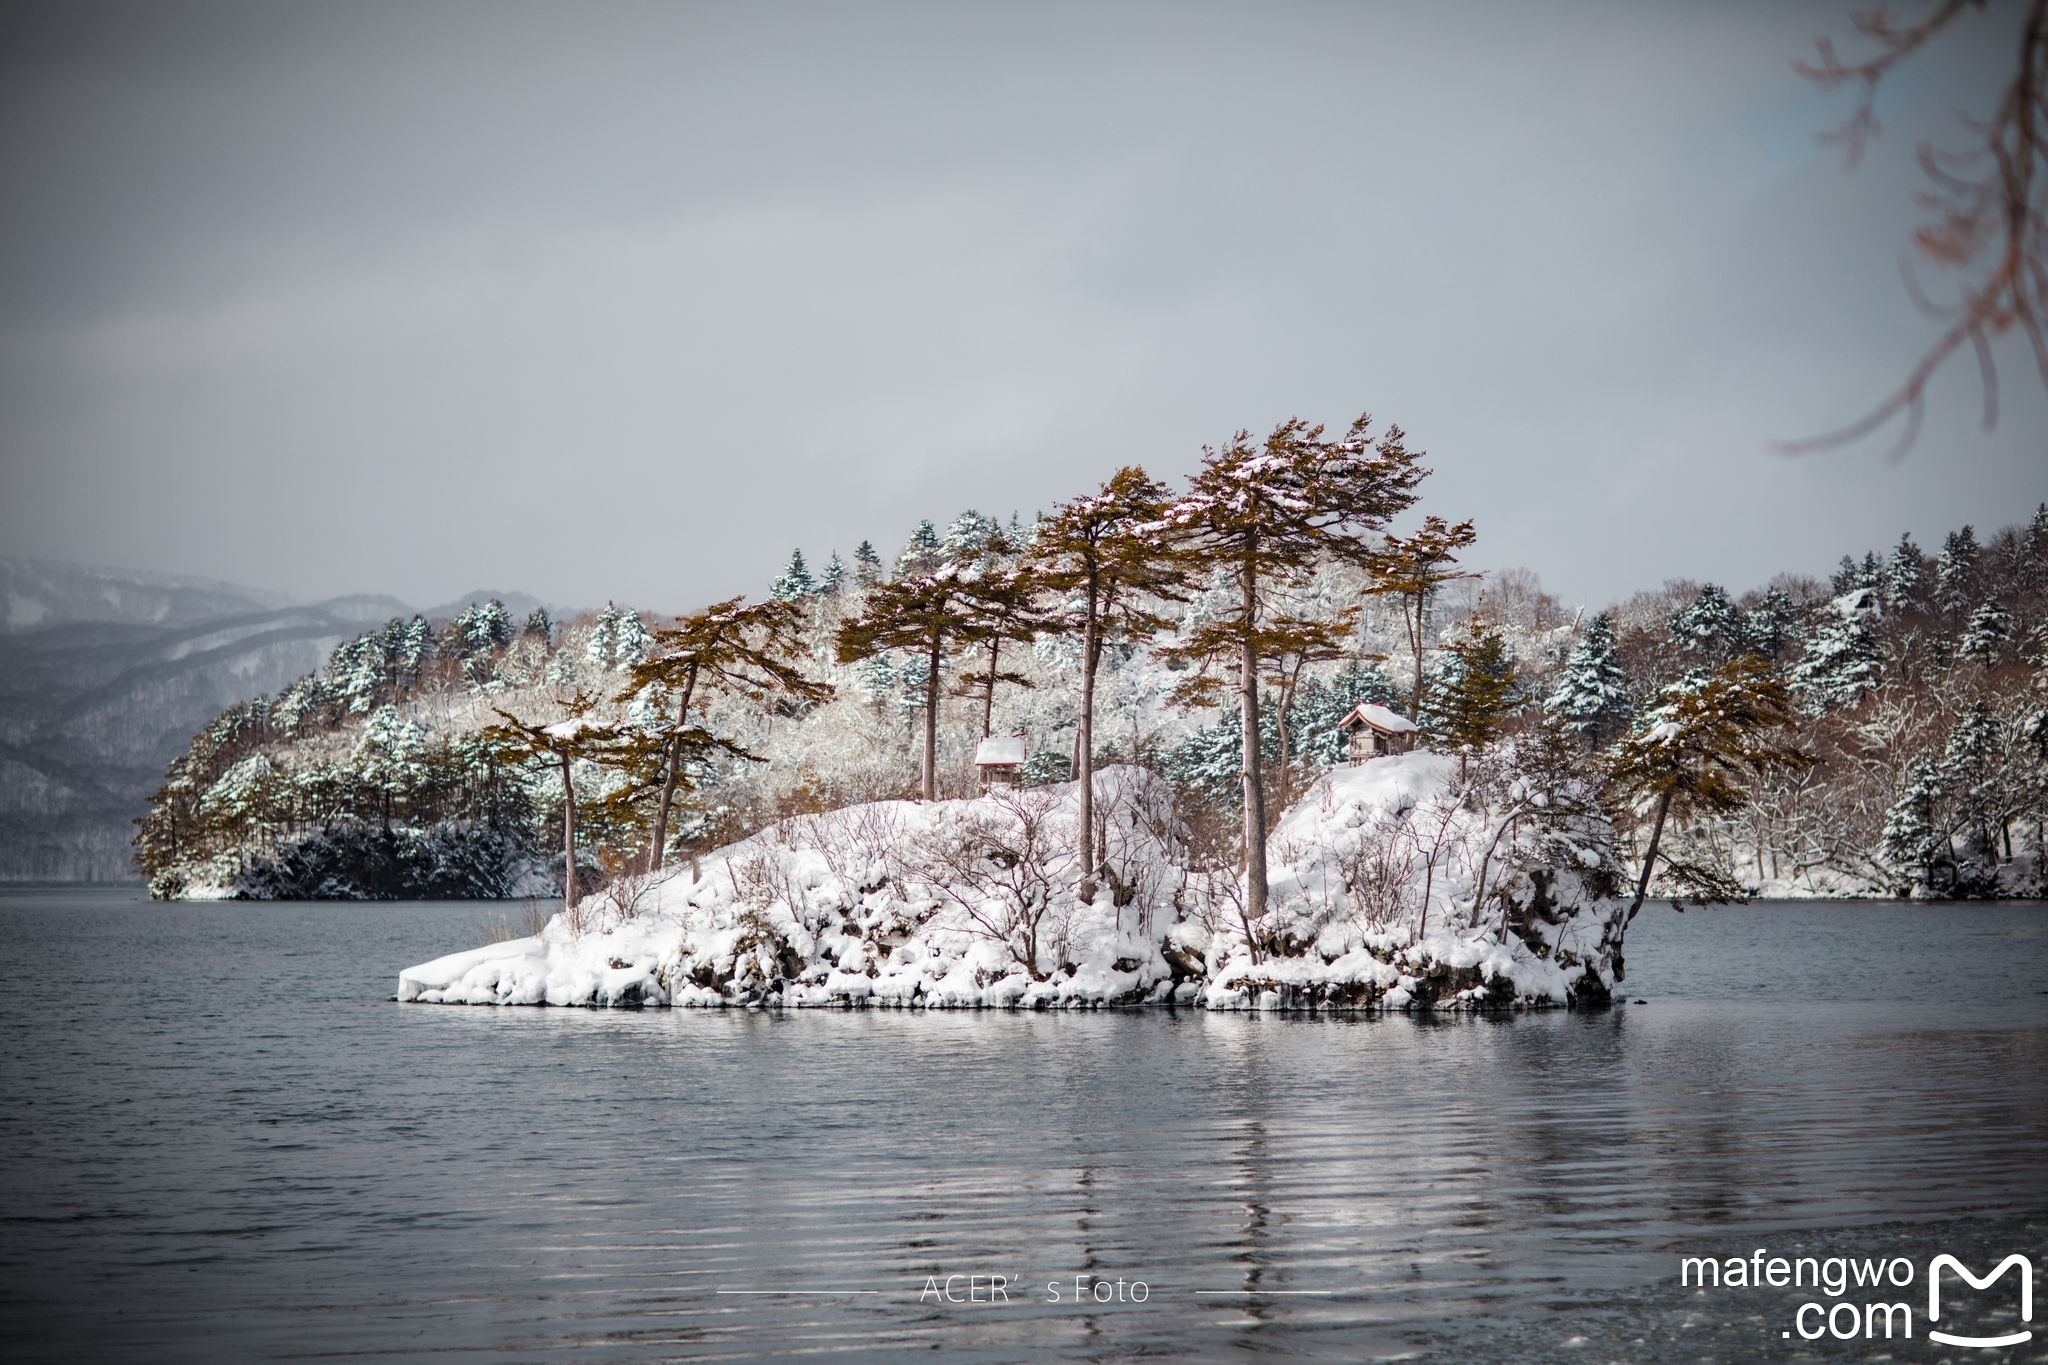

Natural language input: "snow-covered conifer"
[819,552,845,595]
[939,510,1002,566]
[1547,611,1631,742]
[895,520,942,579]
[1789,590,1881,713]
[1743,587,1798,660]
[1668,584,1746,660]
[522,607,552,644]
[1884,533,1925,608]
[1960,599,2016,665]
[1935,525,1980,616]
[457,599,512,655]
[1877,762,1943,895]
[852,540,882,589]
[769,549,816,601]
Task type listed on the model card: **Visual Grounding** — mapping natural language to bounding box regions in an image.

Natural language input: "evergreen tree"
[1163,700,1279,808]
[1028,466,1187,892]
[852,540,883,589]
[1364,514,1478,715]
[895,520,942,579]
[1547,611,1631,743]
[482,693,609,911]
[836,563,993,801]
[2022,505,2048,599]
[1935,525,1981,617]
[1669,584,1746,660]
[954,559,1047,741]
[326,633,385,714]
[818,551,845,595]
[1884,532,1925,608]
[584,603,651,670]
[769,549,816,601]
[1959,598,2016,665]
[1830,555,1861,594]
[1154,414,1425,941]
[1610,656,1810,922]
[1432,621,1522,752]
[1877,761,1944,896]
[456,599,513,655]
[522,607,553,644]
[1789,590,1881,713]
[1743,588,1798,660]
[352,705,428,830]
[1939,700,2004,873]
[939,510,1003,566]
[617,595,832,870]
[397,614,431,680]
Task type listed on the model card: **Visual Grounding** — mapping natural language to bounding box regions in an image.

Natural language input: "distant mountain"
[1,558,291,634]
[0,559,558,881]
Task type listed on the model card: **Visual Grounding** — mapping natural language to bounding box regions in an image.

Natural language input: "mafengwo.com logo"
[1680,1248,2034,1347]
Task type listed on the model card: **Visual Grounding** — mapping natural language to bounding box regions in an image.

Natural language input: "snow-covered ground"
[400,755,1627,1012]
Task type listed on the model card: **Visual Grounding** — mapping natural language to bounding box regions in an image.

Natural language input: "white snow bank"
[400,757,1628,1013]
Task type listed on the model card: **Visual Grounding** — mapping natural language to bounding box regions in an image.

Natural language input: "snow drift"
[399,755,1627,1012]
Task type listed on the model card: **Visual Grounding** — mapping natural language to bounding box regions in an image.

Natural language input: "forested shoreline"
[137,422,2046,913]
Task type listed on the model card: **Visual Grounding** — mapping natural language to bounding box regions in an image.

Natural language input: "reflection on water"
[0,888,2043,1360]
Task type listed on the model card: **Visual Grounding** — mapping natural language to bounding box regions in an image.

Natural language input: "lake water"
[1,886,2044,1361]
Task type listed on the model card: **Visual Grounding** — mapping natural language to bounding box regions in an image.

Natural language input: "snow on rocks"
[399,756,1628,1013]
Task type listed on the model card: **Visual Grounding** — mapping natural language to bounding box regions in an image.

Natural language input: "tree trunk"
[1409,593,1426,717]
[1625,791,1673,925]
[1078,594,1100,901]
[922,640,940,802]
[1239,634,1268,948]
[560,753,578,911]
[981,638,999,738]
[1275,683,1293,811]
[647,669,697,875]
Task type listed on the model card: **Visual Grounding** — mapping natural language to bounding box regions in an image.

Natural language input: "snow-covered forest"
[136,420,2047,1007]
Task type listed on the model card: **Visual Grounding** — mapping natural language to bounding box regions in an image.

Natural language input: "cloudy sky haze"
[0,0,2038,614]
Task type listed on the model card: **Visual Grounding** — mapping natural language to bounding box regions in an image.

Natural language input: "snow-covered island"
[400,754,1629,1012]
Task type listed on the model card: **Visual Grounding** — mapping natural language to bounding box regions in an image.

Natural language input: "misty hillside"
[0,558,553,880]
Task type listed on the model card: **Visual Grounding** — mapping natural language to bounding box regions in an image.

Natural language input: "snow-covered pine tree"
[1877,761,1944,896]
[1935,525,1981,617]
[584,605,619,668]
[1547,611,1631,742]
[769,549,816,601]
[939,510,1002,567]
[1433,621,1522,752]
[819,551,845,595]
[895,520,942,579]
[1743,587,1799,660]
[397,615,431,681]
[853,540,883,589]
[1939,700,2005,882]
[1669,584,1747,660]
[2022,505,2048,600]
[1960,599,2016,665]
[1884,533,1925,609]
[1830,555,1861,594]
[522,607,553,644]
[457,599,512,654]
[326,633,385,714]
[1610,656,1809,921]
[1789,589,1881,714]
[1364,514,1477,716]
[1155,414,1425,933]
[352,704,429,829]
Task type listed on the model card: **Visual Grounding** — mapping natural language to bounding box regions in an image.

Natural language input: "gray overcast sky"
[1,0,2040,615]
